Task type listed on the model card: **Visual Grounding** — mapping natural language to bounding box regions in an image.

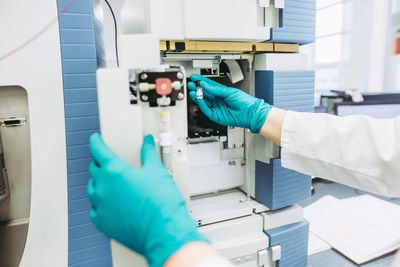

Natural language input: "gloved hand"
[87,133,208,267]
[188,74,272,134]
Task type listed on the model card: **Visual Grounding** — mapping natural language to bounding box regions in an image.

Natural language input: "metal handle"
[0,117,27,127]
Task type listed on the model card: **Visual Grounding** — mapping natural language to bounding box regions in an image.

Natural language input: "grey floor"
[300,180,400,267]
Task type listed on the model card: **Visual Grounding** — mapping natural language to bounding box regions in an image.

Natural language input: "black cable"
[103,0,119,67]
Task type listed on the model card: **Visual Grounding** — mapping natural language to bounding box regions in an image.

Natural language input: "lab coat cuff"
[280,111,297,170]
[280,110,296,150]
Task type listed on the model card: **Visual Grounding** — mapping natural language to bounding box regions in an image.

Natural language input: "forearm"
[259,107,287,146]
[165,242,232,267]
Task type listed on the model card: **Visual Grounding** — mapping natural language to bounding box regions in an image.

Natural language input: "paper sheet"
[308,231,331,256]
[304,195,400,264]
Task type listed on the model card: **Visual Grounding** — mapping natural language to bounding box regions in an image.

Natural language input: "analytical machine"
[97,1,316,267]
[0,0,315,266]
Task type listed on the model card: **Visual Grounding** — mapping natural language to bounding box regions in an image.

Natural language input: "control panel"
[138,70,185,107]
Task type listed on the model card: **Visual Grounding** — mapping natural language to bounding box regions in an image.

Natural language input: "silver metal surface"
[0,86,31,267]
[0,219,29,267]
[140,94,148,101]
[140,73,148,80]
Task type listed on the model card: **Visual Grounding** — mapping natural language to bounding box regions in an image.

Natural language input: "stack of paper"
[304,195,400,264]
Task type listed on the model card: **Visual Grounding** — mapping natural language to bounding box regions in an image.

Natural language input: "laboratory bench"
[301,180,400,267]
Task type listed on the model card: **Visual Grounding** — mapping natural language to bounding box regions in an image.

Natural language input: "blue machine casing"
[254,70,314,210]
[255,70,315,112]
[255,159,311,210]
[269,0,316,45]
[265,220,310,267]
[57,0,112,266]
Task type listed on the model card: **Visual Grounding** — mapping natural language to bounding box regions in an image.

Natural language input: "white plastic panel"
[227,127,245,149]
[118,34,160,69]
[275,0,285,8]
[188,142,245,196]
[97,68,147,267]
[254,53,308,71]
[148,0,185,40]
[261,204,304,230]
[198,214,269,260]
[97,68,143,168]
[184,0,270,41]
[191,190,268,226]
[254,135,279,163]
[258,249,276,267]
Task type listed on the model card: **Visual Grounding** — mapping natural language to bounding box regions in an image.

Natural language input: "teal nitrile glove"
[188,74,272,134]
[87,133,208,267]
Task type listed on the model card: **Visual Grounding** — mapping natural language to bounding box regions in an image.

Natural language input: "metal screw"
[141,94,149,101]
[140,73,148,80]
[177,72,184,79]
[177,93,185,100]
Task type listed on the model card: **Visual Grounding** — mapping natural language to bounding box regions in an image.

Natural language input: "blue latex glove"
[188,74,272,134]
[87,133,207,267]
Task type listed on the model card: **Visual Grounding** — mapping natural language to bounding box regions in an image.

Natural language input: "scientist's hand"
[188,74,272,134]
[87,133,207,267]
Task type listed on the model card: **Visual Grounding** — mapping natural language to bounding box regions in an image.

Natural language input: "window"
[302,0,354,101]
[315,0,352,91]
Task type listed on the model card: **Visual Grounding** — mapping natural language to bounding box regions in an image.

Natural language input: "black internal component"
[187,76,240,139]
[129,83,137,104]
[0,131,7,198]
[187,60,251,140]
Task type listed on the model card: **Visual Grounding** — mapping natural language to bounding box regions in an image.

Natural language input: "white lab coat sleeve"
[280,111,400,197]
[193,257,234,267]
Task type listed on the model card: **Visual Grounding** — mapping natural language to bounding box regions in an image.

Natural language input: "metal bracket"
[0,117,27,127]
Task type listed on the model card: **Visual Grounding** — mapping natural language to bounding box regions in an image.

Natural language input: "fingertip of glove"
[89,208,99,225]
[143,135,155,146]
[190,74,202,81]
[89,133,104,155]
[199,81,210,88]
[187,81,196,91]
[87,178,96,199]
[189,90,197,102]
[90,132,101,145]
